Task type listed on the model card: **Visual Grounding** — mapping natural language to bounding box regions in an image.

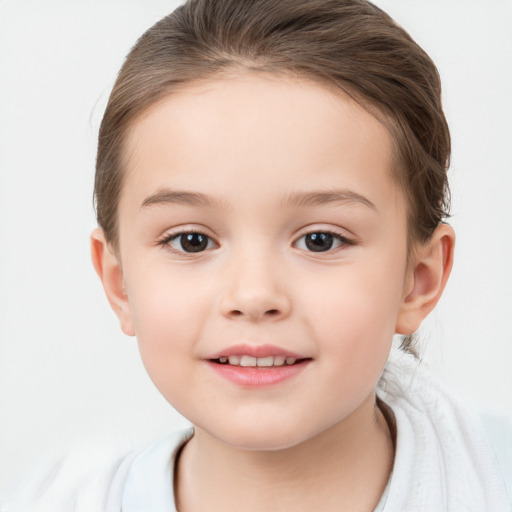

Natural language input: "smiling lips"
[206,344,307,366]
[216,355,299,367]
[206,344,311,386]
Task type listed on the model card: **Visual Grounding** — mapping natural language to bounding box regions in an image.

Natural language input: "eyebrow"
[141,189,225,210]
[282,190,377,211]
[140,188,376,212]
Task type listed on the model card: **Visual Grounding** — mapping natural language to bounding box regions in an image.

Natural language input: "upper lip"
[205,344,307,360]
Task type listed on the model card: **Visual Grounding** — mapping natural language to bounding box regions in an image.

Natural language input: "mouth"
[205,345,311,386]
[210,355,308,367]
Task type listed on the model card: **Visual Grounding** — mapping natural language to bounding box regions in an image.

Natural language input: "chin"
[223,432,305,452]
[201,417,329,452]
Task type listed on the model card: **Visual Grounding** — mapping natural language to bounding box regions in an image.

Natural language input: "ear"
[395,224,455,335]
[90,228,135,336]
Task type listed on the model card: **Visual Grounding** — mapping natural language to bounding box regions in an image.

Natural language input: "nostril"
[226,308,283,320]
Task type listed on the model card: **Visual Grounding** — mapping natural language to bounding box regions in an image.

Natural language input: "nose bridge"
[219,240,290,321]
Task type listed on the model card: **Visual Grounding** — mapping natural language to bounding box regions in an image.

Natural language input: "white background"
[1,0,511,496]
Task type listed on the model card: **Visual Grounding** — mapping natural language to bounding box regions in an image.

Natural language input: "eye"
[295,231,350,253]
[165,232,216,253]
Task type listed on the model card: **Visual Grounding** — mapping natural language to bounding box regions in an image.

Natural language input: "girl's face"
[114,74,412,450]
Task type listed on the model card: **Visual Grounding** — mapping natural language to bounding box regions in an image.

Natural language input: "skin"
[92,73,454,511]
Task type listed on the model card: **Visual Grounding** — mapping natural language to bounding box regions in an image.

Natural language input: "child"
[8,0,511,510]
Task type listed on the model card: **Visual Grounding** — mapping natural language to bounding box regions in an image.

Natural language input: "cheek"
[304,257,405,332]
[301,257,406,380]
[124,264,211,390]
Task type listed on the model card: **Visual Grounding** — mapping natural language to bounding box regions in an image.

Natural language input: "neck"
[175,392,394,512]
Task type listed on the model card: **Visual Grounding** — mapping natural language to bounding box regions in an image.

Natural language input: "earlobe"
[90,228,135,336]
[395,224,455,335]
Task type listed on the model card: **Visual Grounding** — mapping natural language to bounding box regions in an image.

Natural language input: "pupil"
[181,233,208,252]
[305,233,333,252]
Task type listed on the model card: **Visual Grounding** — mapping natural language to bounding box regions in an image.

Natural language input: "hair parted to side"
[94,0,451,352]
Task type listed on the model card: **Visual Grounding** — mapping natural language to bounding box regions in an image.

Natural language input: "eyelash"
[158,230,217,255]
[157,229,355,255]
[294,230,355,254]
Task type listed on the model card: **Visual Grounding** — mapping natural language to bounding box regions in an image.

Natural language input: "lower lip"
[207,360,310,387]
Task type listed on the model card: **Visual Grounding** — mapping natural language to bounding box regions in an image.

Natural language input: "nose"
[218,253,291,322]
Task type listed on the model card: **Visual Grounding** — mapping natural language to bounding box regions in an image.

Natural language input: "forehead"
[121,73,401,216]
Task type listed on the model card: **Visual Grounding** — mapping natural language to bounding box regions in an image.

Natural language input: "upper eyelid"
[297,228,347,237]
[293,226,354,242]
[159,225,216,241]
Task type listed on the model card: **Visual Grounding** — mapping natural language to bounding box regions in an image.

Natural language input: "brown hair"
[95,0,451,350]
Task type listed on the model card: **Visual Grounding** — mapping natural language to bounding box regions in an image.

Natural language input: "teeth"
[273,356,285,366]
[256,356,273,367]
[240,355,257,367]
[219,355,299,367]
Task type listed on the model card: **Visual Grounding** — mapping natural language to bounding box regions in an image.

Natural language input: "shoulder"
[3,439,135,512]
[479,411,512,498]
[2,429,193,512]
[376,347,512,509]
